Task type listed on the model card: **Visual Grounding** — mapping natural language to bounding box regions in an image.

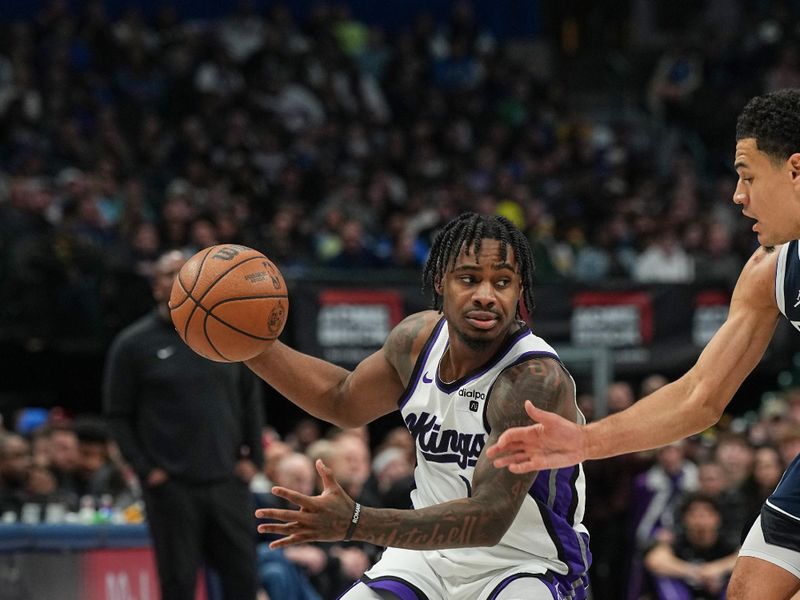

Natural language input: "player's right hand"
[486,400,588,473]
[256,459,356,547]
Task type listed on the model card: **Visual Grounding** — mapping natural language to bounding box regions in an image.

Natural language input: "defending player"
[488,89,800,599]
[246,213,591,600]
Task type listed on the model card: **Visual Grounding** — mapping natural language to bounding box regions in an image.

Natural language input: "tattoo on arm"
[351,357,575,550]
[491,357,575,420]
[382,313,433,384]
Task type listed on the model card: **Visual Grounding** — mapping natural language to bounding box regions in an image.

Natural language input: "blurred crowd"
[0,404,417,600]
[2,376,800,599]
[3,1,800,342]
[578,377,800,600]
[4,1,800,598]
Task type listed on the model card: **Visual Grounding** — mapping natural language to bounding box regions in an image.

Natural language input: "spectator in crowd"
[262,439,293,490]
[326,430,382,513]
[104,249,265,600]
[325,219,383,269]
[641,374,670,398]
[697,460,747,547]
[629,441,699,598]
[367,445,415,509]
[776,424,800,470]
[607,380,636,414]
[25,464,60,512]
[30,426,52,469]
[284,418,323,454]
[0,432,31,517]
[2,0,788,355]
[644,494,738,600]
[72,417,136,508]
[740,445,784,540]
[256,452,326,600]
[633,229,695,283]
[578,380,656,597]
[750,396,791,446]
[694,221,742,286]
[43,424,80,505]
[305,438,337,491]
[714,433,755,489]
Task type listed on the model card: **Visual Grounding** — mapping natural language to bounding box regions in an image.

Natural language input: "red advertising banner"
[693,290,730,346]
[572,291,654,347]
[316,289,404,365]
[81,548,207,600]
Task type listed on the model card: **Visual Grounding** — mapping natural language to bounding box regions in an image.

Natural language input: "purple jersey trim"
[486,573,557,600]
[434,324,532,394]
[364,576,428,600]
[529,487,592,583]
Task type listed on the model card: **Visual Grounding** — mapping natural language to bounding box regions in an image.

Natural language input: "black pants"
[143,477,258,600]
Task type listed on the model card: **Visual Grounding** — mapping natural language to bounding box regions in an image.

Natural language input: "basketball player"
[246,214,591,599]
[488,88,800,599]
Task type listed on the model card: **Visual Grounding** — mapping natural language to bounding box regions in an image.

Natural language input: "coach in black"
[104,250,264,600]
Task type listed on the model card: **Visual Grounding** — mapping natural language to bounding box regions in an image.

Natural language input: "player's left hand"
[256,459,356,548]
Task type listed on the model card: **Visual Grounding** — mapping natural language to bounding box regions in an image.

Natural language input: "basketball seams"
[209,315,277,341]
[207,294,288,307]
[179,253,265,345]
[183,298,196,342]
[196,255,271,303]
[170,245,289,361]
[172,246,216,310]
[203,296,289,341]
[170,273,194,310]
[187,246,216,295]
[202,310,232,361]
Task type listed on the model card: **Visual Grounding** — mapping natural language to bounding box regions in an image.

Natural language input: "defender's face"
[733,138,800,246]
[439,239,522,350]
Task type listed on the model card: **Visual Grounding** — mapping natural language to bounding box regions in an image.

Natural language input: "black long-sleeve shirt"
[103,310,264,483]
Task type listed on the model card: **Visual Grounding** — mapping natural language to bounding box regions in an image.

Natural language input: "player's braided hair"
[736,89,800,162]
[422,213,535,316]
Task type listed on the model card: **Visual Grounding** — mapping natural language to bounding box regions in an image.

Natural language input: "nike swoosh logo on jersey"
[157,346,176,359]
[422,372,433,383]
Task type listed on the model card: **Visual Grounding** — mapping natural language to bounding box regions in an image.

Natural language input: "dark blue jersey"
[768,241,800,519]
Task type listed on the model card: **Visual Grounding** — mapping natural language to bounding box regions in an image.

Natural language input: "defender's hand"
[487,400,588,472]
[256,459,356,548]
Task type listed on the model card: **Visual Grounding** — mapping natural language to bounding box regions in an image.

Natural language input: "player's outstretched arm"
[244,311,438,429]
[488,246,782,473]
[256,357,571,549]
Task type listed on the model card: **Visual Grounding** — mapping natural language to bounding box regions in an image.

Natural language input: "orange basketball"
[169,244,288,362]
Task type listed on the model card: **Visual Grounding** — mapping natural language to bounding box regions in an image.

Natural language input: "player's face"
[733,138,800,246]
[439,239,521,351]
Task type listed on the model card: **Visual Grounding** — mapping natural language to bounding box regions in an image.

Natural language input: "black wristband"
[344,501,361,541]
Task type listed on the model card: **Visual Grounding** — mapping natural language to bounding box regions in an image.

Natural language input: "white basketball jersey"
[398,318,591,584]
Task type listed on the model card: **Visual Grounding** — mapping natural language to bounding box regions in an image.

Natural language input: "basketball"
[169,244,289,362]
